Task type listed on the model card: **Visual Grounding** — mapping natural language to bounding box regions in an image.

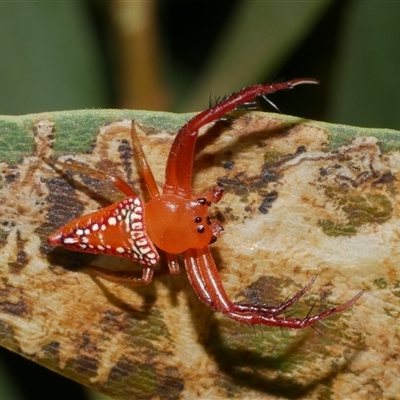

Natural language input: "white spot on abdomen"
[63,237,78,244]
[108,217,117,226]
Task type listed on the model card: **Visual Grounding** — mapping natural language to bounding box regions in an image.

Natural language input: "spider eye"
[197,198,207,205]
[195,217,202,223]
[197,226,205,233]
[209,236,217,244]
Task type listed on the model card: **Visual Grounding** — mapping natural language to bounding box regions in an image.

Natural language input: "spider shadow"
[183,279,363,398]
[47,242,197,319]
[201,317,360,398]
[60,170,127,209]
[194,116,307,179]
[46,244,361,398]
[47,247,157,318]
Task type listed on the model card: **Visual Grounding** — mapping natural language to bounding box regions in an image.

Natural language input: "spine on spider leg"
[164,78,318,194]
[188,78,318,134]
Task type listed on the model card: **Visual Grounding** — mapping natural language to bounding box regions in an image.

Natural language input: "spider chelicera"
[45,79,363,329]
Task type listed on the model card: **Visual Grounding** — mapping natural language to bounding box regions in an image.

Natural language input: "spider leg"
[88,251,180,286]
[197,185,224,205]
[234,275,318,316]
[129,121,160,197]
[88,253,179,286]
[44,121,159,198]
[43,157,139,197]
[166,253,180,275]
[184,247,363,328]
[87,264,154,286]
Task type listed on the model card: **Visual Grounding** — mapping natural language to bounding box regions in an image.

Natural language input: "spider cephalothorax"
[144,193,223,254]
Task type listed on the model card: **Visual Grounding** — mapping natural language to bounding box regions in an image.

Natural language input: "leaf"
[0,110,398,399]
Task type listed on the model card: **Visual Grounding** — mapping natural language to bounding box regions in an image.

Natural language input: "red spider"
[46,79,363,329]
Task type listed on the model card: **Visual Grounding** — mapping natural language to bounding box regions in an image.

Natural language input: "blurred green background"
[0,1,399,399]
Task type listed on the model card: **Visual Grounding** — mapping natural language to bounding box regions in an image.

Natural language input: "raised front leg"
[184,247,363,329]
[164,79,319,195]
